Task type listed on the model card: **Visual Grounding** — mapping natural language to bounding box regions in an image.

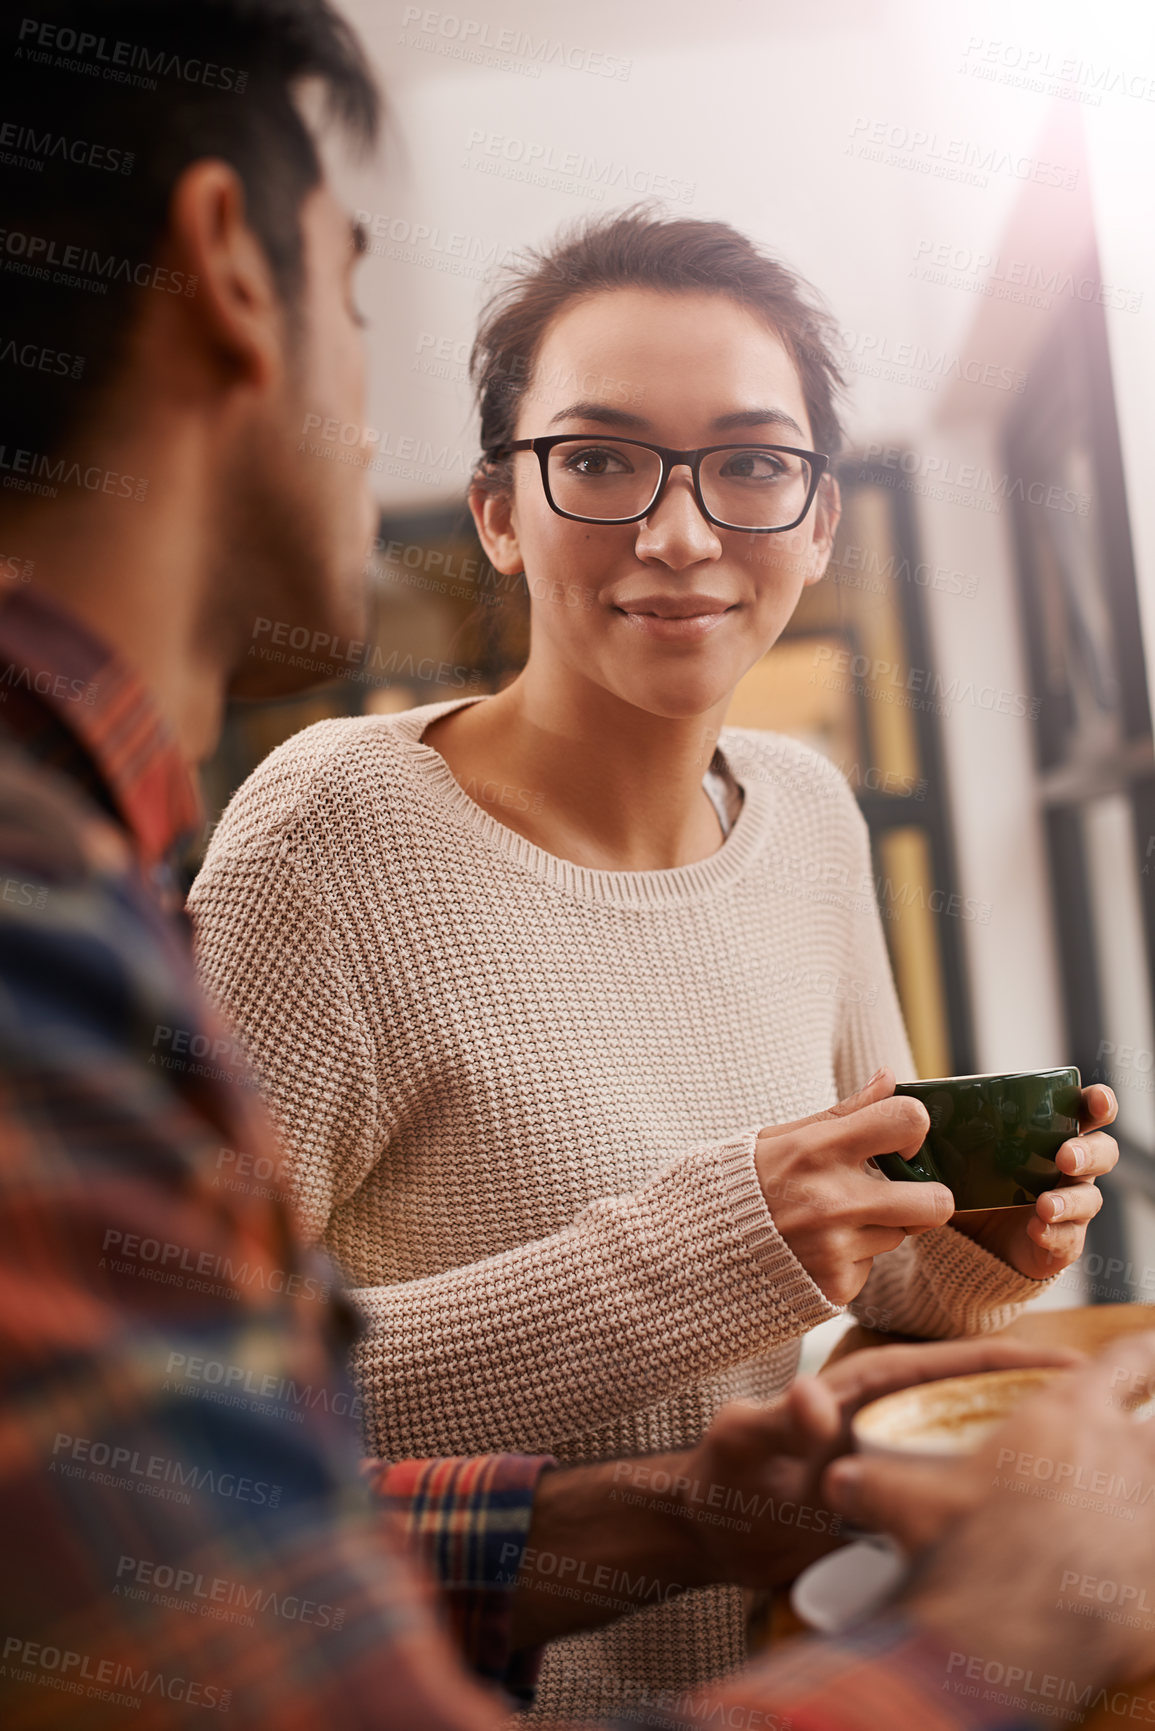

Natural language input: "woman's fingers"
[809,1093,931,1167]
[841,1177,954,1234]
[1025,1211,1099,1265]
[1055,1128,1118,1179]
[853,1226,917,1260]
[1037,1179,1105,1226]
[753,1072,946,1303]
[1077,1084,1118,1131]
[1013,1129,1115,1268]
[756,1065,898,1143]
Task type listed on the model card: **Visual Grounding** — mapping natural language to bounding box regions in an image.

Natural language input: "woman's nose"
[633,467,722,567]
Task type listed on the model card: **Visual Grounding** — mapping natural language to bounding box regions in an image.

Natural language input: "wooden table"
[758,1304,1155,1728]
[824,1300,1155,1364]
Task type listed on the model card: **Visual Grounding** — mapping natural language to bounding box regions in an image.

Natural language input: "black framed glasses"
[487,434,830,532]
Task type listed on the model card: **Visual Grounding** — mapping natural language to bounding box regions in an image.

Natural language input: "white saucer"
[790,1536,908,1633]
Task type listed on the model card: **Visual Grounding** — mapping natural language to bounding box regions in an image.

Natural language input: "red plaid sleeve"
[365,1453,555,1703]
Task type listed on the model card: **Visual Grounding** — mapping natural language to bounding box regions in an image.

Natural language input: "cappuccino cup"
[851,1366,1067,1460]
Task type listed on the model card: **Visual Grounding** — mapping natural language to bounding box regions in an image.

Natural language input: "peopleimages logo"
[50,1432,281,1508]
[827,542,979,602]
[811,643,1041,724]
[0,118,133,174]
[399,7,632,81]
[839,328,1025,395]
[0,225,198,297]
[409,329,646,413]
[0,661,97,704]
[0,551,33,583]
[2,1637,231,1715]
[847,116,1078,189]
[462,129,695,205]
[248,616,483,694]
[102,1228,331,1306]
[863,443,1090,516]
[0,444,147,503]
[958,37,1155,106]
[0,336,84,378]
[355,210,520,281]
[166,1352,360,1421]
[15,17,248,94]
[115,1553,346,1631]
[911,238,1142,314]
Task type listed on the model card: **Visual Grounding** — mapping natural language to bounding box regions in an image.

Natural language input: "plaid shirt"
[0,588,550,1723]
[0,587,1043,1731]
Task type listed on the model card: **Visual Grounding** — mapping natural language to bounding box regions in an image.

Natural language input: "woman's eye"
[722,450,786,481]
[564,447,631,476]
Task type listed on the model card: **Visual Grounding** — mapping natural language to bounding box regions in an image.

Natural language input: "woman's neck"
[422,663,735,872]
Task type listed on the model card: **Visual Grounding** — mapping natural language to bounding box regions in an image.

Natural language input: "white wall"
[337,0,1043,510]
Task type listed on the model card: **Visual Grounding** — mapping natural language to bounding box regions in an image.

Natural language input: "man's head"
[0,1,381,700]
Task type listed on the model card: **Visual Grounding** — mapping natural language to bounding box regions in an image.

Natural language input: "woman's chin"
[614,679,736,723]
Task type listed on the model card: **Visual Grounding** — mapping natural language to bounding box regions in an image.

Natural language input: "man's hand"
[883,1332,1155,1692]
[680,1336,1082,1589]
[822,1445,986,1556]
[509,1337,1079,1651]
[754,1068,953,1304]
[950,1084,1119,1281]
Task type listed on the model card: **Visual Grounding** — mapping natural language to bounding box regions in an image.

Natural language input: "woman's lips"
[613,602,738,641]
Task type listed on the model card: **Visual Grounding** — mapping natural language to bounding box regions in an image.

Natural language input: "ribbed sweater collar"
[382,696,772,909]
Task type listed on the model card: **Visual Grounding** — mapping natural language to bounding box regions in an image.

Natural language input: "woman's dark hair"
[471,208,847,494]
[0,0,380,459]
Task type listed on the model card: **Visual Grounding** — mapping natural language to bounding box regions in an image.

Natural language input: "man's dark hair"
[0,1,380,461]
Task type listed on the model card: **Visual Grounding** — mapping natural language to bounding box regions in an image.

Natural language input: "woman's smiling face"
[473,286,840,720]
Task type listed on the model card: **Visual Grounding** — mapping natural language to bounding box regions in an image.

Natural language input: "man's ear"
[161,158,284,393]
[469,481,524,577]
[803,472,841,587]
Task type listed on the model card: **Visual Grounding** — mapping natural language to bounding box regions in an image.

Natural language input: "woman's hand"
[950,1084,1119,1281]
[754,1068,953,1304]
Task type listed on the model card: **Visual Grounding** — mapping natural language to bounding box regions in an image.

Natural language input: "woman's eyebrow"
[543,402,810,443]
[711,408,808,440]
[546,401,648,429]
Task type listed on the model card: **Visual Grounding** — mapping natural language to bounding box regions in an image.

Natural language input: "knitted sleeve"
[829,783,1055,1337]
[349,1131,842,1456]
[189,809,842,1459]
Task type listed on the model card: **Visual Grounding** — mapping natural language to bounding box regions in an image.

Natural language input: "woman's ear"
[802,471,841,587]
[468,482,524,576]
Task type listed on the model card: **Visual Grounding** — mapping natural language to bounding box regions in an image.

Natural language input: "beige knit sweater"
[189,697,1048,1723]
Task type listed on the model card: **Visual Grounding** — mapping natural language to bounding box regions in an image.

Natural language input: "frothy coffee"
[853,1368,1064,1458]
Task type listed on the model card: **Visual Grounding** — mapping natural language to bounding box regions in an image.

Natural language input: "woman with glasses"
[190,211,1116,1721]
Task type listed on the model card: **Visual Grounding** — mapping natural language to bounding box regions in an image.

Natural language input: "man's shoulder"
[0,740,191,1073]
[0,739,134,894]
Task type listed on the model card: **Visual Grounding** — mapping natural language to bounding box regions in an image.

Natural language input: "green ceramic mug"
[873,1067,1083,1211]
